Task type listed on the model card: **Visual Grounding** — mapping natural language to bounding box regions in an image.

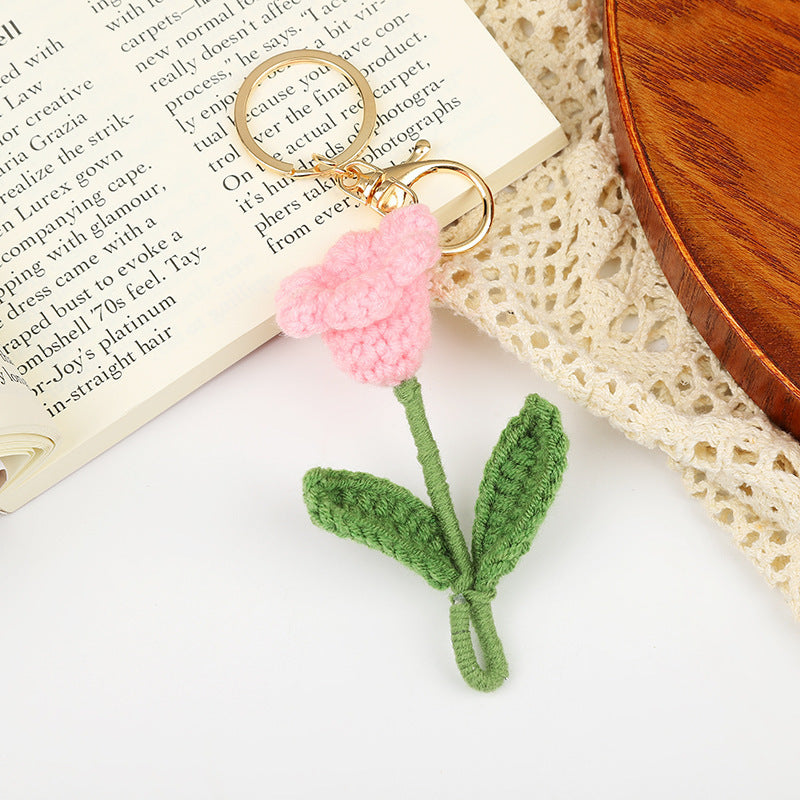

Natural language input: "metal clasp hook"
[315,141,495,256]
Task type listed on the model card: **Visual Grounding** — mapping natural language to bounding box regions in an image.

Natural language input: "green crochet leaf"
[471,395,568,593]
[303,468,459,591]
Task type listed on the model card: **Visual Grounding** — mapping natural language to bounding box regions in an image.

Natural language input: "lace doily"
[435,0,800,616]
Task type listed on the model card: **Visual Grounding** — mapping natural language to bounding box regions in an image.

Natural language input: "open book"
[0,0,565,512]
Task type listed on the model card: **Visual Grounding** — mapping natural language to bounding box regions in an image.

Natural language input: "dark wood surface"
[604,0,800,438]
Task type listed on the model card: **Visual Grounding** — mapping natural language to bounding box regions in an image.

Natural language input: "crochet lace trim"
[434,0,800,615]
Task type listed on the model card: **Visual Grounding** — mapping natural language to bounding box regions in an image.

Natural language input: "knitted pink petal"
[319,229,380,284]
[275,263,330,337]
[322,277,432,386]
[324,271,402,331]
[311,207,439,331]
[378,203,439,244]
[377,205,441,284]
[275,205,440,383]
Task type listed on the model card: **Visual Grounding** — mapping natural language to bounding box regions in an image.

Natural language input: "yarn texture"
[275,204,440,386]
[304,377,568,692]
[276,205,568,690]
[434,0,800,616]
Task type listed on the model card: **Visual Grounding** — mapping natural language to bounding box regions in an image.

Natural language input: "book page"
[0,1,565,509]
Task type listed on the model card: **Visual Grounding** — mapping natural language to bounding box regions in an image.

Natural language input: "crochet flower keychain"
[236,50,568,691]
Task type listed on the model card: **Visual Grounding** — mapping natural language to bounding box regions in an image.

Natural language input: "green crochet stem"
[393,379,473,582]
[394,377,508,692]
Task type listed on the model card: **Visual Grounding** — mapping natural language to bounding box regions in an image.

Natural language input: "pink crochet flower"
[275,205,441,386]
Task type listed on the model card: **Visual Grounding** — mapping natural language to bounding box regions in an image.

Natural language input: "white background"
[1,309,799,799]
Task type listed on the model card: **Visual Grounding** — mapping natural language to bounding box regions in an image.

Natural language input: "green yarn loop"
[449,594,508,692]
[302,376,568,692]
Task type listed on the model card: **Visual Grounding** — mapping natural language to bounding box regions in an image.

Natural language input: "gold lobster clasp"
[315,141,495,256]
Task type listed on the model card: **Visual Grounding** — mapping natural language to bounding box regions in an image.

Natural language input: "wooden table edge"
[602,0,800,439]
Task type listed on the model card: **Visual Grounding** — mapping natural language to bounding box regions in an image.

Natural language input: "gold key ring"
[234,49,376,178]
[234,49,495,254]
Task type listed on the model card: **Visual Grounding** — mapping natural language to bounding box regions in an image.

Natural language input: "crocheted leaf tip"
[303,468,459,591]
[275,204,441,386]
[471,395,568,593]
